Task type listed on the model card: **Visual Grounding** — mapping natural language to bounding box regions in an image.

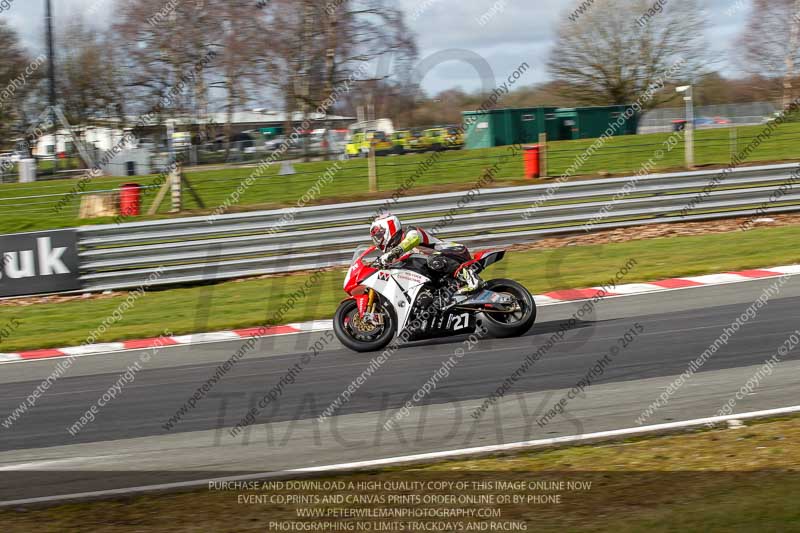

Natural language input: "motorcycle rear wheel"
[479,279,536,338]
[334,298,397,353]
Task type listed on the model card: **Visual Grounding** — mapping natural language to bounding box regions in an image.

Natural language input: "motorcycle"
[333,245,536,353]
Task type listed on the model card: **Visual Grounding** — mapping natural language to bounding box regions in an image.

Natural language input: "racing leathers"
[379,226,484,294]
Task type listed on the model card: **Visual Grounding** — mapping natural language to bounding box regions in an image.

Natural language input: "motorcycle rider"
[370,213,484,295]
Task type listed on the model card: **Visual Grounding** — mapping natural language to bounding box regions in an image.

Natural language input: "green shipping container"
[463,111,494,149]
[463,104,638,148]
[463,107,558,149]
[259,126,284,136]
[554,105,638,140]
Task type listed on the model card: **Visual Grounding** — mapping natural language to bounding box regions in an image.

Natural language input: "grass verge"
[1,223,799,352]
[2,416,799,531]
[2,122,800,234]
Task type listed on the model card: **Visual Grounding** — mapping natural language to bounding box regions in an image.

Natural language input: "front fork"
[355,289,378,316]
[355,289,384,325]
[367,288,375,313]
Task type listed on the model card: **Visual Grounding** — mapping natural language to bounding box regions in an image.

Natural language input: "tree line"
[0,0,795,150]
[0,0,415,150]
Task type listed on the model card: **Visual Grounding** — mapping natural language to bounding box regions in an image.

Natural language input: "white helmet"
[370,213,402,251]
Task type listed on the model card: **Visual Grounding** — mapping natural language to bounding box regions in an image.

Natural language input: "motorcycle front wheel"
[334,298,397,353]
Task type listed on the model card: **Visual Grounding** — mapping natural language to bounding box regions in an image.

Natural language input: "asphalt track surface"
[1,276,799,502]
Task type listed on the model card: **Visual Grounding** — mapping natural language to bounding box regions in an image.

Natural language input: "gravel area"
[511,213,800,251]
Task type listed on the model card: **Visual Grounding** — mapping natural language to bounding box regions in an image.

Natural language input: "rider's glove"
[379,252,394,266]
[379,246,403,266]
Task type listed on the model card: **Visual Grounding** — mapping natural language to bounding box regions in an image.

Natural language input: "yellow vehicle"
[421,126,465,151]
[390,130,409,154]
[345,132,366,158]
[390,130,426,154]
[345,131,394,158]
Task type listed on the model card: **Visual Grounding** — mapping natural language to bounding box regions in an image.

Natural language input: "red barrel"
[523,145,540,179]
[119,183,141,217]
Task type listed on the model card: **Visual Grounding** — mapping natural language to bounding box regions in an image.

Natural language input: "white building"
[33,127,136,158]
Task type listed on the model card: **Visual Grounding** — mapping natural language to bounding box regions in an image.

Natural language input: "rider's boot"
[456,267,485,296]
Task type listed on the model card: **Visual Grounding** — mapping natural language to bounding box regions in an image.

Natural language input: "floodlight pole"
[677,85,694,169]
[45,0,57,175]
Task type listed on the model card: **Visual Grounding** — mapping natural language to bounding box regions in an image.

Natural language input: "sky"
[2,0,749,96]
[397,0,750,93]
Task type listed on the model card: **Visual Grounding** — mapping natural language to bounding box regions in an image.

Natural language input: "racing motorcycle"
[333,245,536,353]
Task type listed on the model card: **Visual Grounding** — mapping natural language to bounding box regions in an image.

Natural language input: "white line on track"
[1,404,799,507]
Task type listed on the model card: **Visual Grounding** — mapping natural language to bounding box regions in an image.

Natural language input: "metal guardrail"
[76,163,800,292]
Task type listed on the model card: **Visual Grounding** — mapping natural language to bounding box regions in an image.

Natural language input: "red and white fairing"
[343,246,432,332]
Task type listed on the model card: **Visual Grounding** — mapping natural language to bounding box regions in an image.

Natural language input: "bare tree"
[266,0,417,130]
[204,0,273,154]
[113,0,220,121]
[741,0,800,106]
[111,0,415,153]
[58,18,124,126]
[0,20,40,149]
[548,0,708,110]
[115,0,278,149]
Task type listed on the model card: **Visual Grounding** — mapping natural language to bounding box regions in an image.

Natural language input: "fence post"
[368,144,378,193]
[170,165,182,212]
[19,159,37,183]
[729,127,737,161]
[538,132,548,178]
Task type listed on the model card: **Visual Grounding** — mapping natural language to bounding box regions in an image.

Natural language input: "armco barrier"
[9,163,800,296]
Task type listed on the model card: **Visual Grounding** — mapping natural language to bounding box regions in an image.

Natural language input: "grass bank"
[2,122,800,234]
[2,415,798,531]
[1,223,799,352]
